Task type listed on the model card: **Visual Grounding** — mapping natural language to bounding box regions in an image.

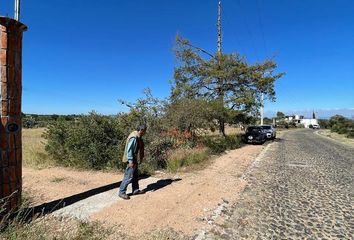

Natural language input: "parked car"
[312,124,320,129]
[260,125,276,140]
[242,126,267,144]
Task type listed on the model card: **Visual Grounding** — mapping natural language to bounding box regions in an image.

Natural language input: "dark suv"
[242,126,267,144]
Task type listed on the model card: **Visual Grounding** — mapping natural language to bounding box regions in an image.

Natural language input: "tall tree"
[276,111,285,120]
[172,35,284,136]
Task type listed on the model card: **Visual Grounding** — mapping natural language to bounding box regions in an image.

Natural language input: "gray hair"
[137,124,147,131]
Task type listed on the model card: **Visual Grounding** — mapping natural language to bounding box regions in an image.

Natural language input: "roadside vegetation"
[2,35,283,238]
[318,115,354,138]
[23,35,283,174]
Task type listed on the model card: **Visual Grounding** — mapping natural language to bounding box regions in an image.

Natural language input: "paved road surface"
[208,129,353,239]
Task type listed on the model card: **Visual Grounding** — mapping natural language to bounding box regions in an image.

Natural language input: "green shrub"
[44,110,181,171]
[202,134,242,154]
[43,111,244,172]
[44,112,126,170]
[346,129,354,139]
[138,162,156,176]
[23,117,38,128]
[318,119,329,129]
[203,136,226,154]
[224,134,243,149]
[329,115,354,137]
[146,137,175,169]
[43,120,70,163]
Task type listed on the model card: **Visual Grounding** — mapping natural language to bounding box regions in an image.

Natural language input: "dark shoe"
[118,193,130,200]
[132,189,145,195]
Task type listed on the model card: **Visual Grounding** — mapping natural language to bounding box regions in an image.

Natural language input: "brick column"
[0,17,27,214]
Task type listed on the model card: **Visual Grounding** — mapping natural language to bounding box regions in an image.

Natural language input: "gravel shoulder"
[23,144,265,238]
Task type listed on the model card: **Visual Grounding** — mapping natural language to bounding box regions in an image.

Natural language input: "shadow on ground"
[273,138,285,143]
[143,178,182,193]
[18,174,151,221]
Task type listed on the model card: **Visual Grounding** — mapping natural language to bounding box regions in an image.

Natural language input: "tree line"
[22,113,79,128]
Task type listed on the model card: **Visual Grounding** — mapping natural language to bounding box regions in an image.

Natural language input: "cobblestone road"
[207,129,354,239]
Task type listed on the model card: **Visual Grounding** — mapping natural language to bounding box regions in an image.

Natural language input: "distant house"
[284,114,319,128]
[299,118,319,128]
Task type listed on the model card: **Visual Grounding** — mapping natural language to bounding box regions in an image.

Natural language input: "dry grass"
[317,129,354,148]
[22,128,54,168]
[225,125,244,135]
[167,147,209,172]
[0,214,120,240]
[197,125,244,136]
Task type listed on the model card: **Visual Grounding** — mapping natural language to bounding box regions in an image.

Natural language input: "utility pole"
[260,93,264,125]
[260,69,268,125]
[216,0,226,135]
[14,0,21,21]
[217,0,222,54]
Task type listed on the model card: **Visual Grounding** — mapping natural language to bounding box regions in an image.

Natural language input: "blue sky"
[1,0,353,118]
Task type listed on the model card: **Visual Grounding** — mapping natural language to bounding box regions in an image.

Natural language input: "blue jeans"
[119,164,139,194]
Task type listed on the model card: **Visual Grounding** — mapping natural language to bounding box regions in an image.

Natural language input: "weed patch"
[49,177,66,183]
[167,147,209,172]
[202,134,242,154]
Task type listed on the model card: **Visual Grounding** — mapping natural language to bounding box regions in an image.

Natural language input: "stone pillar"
[0,17,27,214]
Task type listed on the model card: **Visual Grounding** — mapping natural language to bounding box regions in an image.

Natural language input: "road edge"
[314,130,354,149]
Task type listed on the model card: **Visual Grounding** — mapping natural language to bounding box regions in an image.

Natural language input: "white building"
[284,114,319,128]
[299,118,319,128]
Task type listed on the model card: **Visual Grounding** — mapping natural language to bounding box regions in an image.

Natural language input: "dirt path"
[23,144,264,238]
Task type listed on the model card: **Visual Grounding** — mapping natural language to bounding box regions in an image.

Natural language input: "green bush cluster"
[44,112,126,170]
[42,89,246,172]
[145,137,175,169]
[43,112,243,172]
[43,110,181,171]
[318,119,329,129]
[328,115,354,139]
[202,134,242,154]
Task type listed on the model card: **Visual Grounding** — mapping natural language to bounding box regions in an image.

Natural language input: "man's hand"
[128,161,136,168]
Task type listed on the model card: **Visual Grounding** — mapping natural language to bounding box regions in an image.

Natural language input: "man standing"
[118,124,147,200]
